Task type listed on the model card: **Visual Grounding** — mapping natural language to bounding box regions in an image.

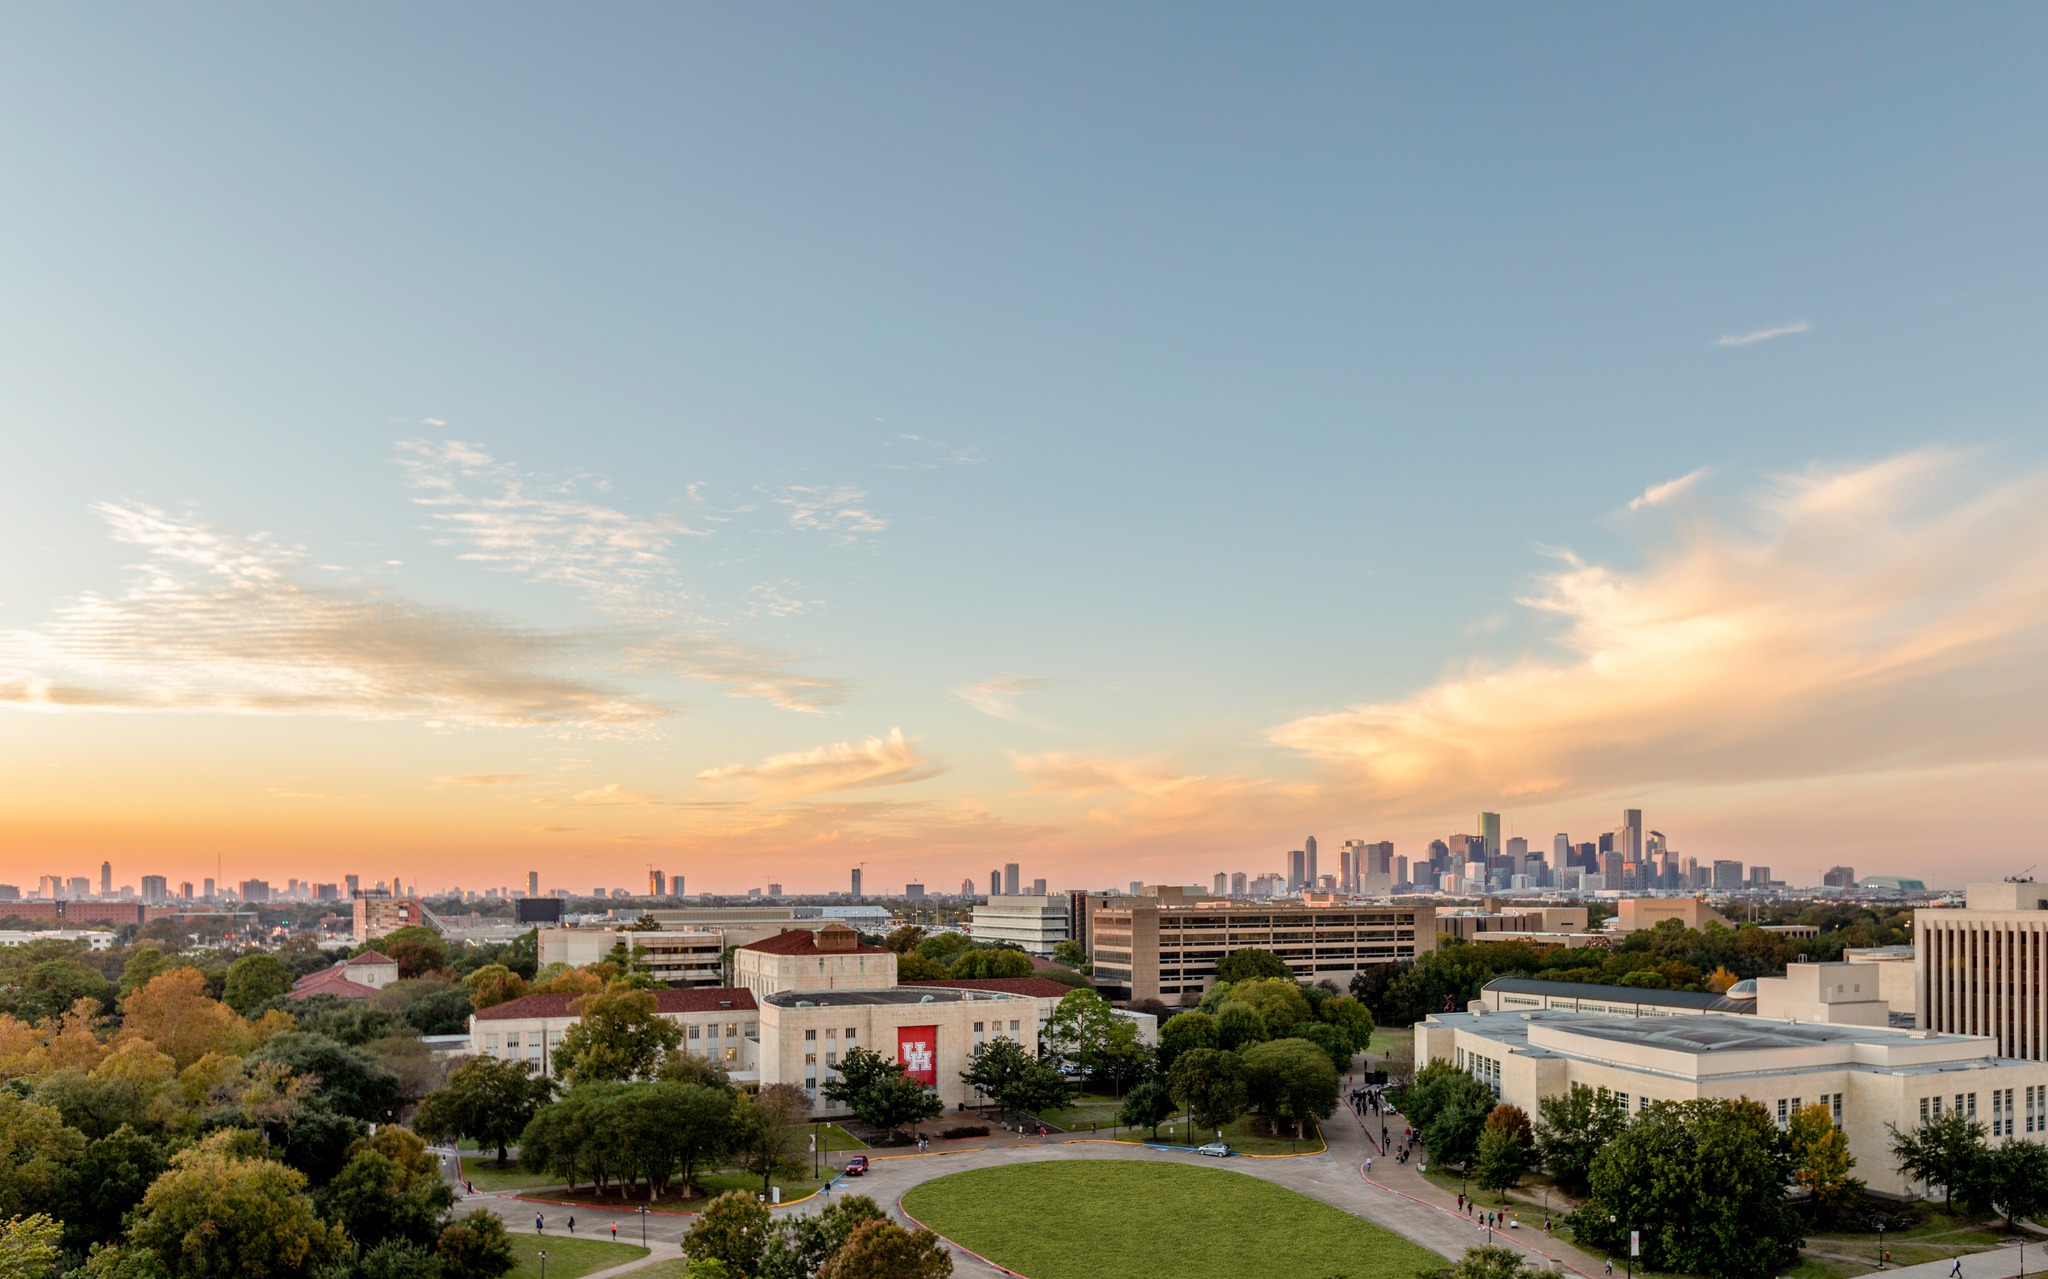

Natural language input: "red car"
[843,1156,869,1177]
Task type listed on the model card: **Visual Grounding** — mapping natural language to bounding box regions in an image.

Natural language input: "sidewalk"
[1854,1242,2045,1279]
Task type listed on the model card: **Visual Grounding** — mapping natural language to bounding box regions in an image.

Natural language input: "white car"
[1196,1141,1231,1158]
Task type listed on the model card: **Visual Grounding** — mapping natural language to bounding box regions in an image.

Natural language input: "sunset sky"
[5,8,2048,894]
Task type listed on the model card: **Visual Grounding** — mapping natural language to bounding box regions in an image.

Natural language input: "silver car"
[1196,1141,1231,1158]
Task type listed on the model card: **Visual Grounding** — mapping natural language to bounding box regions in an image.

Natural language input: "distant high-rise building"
[905,883,925,900]
[989,870,1001,897]
[1748,866,1773,887]
[1128,881,1144,896]
[1823,866,1857,888]
[344,874,360,896]
[1618,809,1644,863]
[1213,873,1228,896]
[1711,860,1745,890]
[526,871,540,898]
[649,869,667,896]
[1003,863,1020,896]
[178,882,193,900]
[100,861,112,897]
[960,878,975,897]
[203,878,216,899]
[672,874,685,897]
[1031,878,1047,896]
[1505,836,1528,861]
[140,875,167,903]
[315,883,339,901]
[1287,849,1307,892]
[1395,854,1409,888]
[239,879,271,903]
[1230,872,1247,897]
[1553,834,1570,865]
[67,876,90,900]
[851,868,863,899]
[1478,813,1502,859]
[1304,836,1318,889]
[768,883,783,897]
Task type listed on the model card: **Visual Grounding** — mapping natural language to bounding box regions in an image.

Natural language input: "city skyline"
[5,10,2048,891]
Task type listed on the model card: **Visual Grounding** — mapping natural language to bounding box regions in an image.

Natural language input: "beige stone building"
[537,927,725,987]
[1417,1003,2048,1198]
[733,923,898,1000]
[1609,897,1729,935]
[468,987,762,1079]
[1089,898,1435,1004]
[1917,881,2048,1058]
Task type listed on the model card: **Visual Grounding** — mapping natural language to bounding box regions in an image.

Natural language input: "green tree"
[1168,1048,1248,1134]
[822,1046,942,1138]
[1569,1098,1802,1279]
[1214,1005,1266,1052]
[223,955,295,1016]
[0,1093,86,1222]
[1050,940,1088,970]
[1156,1011,1218,1072]
[1217,978,1313,1038]
[1533,1084,1629,1197]
[249,1033,401,1123]
[1887,1110,1987,1210]
[0,1214,62,1279]
[434,1210,516,1279]
[813,1218,952,1279]
[1421,1244,1539,1279]
[1473,1106,1533,1193]
[316,1128,456,1251]
[413,1055,555,1166]
[1242,1038,1338,1139]
[958,1038,1031,1107]
[881,926,927,954]
[1401,1061,1495,1169]
[683,1191,773,1278]
[1972,1138,2048,1230]
[119,949,176,997]
[1040,990,1118,1078]
[551,985,683,1084]
[366,929,451,980]
[1215,949,1293,984]
[128,1133,349,1279]
[70,1243,169,1279]
[1284,1021,1354,1075]
[655,1080,736,1199]
[53,1125,170,1251]
[731,1083,810,1196]
[459,966,528,1011]
[1787,1102,1861,1217]
[944,949,1035,980]
[1117,1079,1176,1139]
[1316,994,1375,1056]
[759,1195,889,1279]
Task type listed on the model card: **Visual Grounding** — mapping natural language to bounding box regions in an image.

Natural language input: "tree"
[882,925,927,954]
[317,1128,456,1250]
[1118,1079,1176,1139]
[224,955,294,1016]
[1050,940,1088,970]
[683,1191,773,1278]
[1041,990,1118,1078]
[959,1038,1032,1108]
[823,1046,941,1138]
[120,949,177,997]
[1284,1021,1354,1075]
[1401,1061,1495,1169]
[994,1056,1075,1120]
[1241,1038,1338,1139]
[1533,1084,1629,1197]
[118,969,250,1069]
[1569,1098,1802,1279]
[1317,995,1375,1056]
[435,1210,516,1279]
[1474,1107,1533,1193]
[414,1056,555,1167]
[0,1214,62,1279]
[1888,1110,1987,1210]
[53,1125,170,1252]
[759,1195,889,1279]
[1156,1011,1217,1072]
[459,966,528,1011]
[944,949,1035,980]
[128,1132,348,1279]
[0,1093,86,1222]
[1787,1102,1861,1217]
[1216,978,1312,1038]
[1169,1049,1248,1133]
[1973,1138,2048,1230]
[732,1083,810,1196]
[1421,1245,1540,1279]
[1215,949,1293,984]
[249,1033,402,1123]
[659,1081,736,1199]
[552,986,682,1084]
[814,1218,952,1279]
[375,981,473,1036]
[1214,1006,1266,1053]
[367,929,451,980]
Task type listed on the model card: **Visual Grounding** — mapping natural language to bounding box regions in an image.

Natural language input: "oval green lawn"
[902,1160,1442,1279]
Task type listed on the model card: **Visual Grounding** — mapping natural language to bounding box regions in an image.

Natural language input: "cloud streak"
[697,728,941,800]
[769,486,889,546]
[1269,449,2048,811]
[1716,320,1812,347]
[1009,750,1309,836]
[1627,467,1709,511]
[0,504,658,731]
[956,674,1053,726]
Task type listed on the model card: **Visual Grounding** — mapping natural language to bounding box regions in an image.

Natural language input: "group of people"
[1454,1195,1513,1233]
[1347,1085,1388,1116]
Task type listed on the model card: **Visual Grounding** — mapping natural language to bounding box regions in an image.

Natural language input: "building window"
[1777,1099,1789,1128]
[506,1033,520,1053]
[805,1029,817,1042]
[1831,1093,1844,1128]
[484,1033,500,1052]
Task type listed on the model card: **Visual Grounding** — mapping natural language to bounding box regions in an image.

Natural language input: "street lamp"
[1877,1222,1884,1269]
[636,1205,649,1249]
[537,1250,548,1279]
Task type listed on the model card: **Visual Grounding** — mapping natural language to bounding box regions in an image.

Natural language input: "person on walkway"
[1604,1261,1611,1276]
[534,1215,543,1234]
[566,1216,574,1234]
[1457,1194,1465,1211]
[1365,1157,1372,1174]
[610,1223,617,1241]
[1950,1260,1962,1278]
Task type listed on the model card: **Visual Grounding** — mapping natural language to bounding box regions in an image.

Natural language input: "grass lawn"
[625,1262,690,1279]
[814,1123,866,1152]
[1794,1206,2012,1276]
[1037,1092,1127,1132]
[516,1167,828,1208]
[904,1161,1438,1279]
[461,1159,563,1193]
[1116,1113,1323,1155]
[1364,1026,1413,1077]
[506,1234,646,1279]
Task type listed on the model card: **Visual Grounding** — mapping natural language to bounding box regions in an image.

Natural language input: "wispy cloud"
[0,504,659,731]
[1269,449,2048,811]
[1009,751,1308,836]
[1627,467,1710,511]
[768,486,889,546]
[1716,320,1812,347]
[630,635,844,714]
[571,783,663,805]
[698,728,940,800]
[891,434,987,468]
[439,773,533,786]
[956,674,1053,726]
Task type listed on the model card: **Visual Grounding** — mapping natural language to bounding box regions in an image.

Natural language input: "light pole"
[537,1250,548,1279]
[1877,1222,1884,1269]
[636,1205,648,1249]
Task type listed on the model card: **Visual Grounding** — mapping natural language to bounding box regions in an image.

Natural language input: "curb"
[898,1191,1033,1279]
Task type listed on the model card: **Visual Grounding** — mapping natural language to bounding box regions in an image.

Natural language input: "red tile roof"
[737,928,888,956]
[471,987,758,1022]
[348,950,397,966]
[905,978,1080,1000]
[290,965,379,1001]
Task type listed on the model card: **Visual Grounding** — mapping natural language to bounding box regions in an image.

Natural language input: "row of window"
[1456,1047,1503,1095]
[1775,1094,1844,1129]
[1922,1092,1980,1124]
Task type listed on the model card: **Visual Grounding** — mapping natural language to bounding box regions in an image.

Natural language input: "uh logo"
[903,1039,935,1075]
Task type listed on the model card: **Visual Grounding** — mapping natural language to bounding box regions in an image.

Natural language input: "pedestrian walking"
[1604,1261,1612,1276]
[1366,1157,1373,1174]
[610,1223,617,1241]
[1949,1260,1961,1278]
[566,1216,575,1234]
[535,1215,543,1234]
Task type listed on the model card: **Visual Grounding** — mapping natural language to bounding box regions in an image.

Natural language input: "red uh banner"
[897,1025,938,1086]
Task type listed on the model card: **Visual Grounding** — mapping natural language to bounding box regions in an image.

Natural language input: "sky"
[3,6,2048,895]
